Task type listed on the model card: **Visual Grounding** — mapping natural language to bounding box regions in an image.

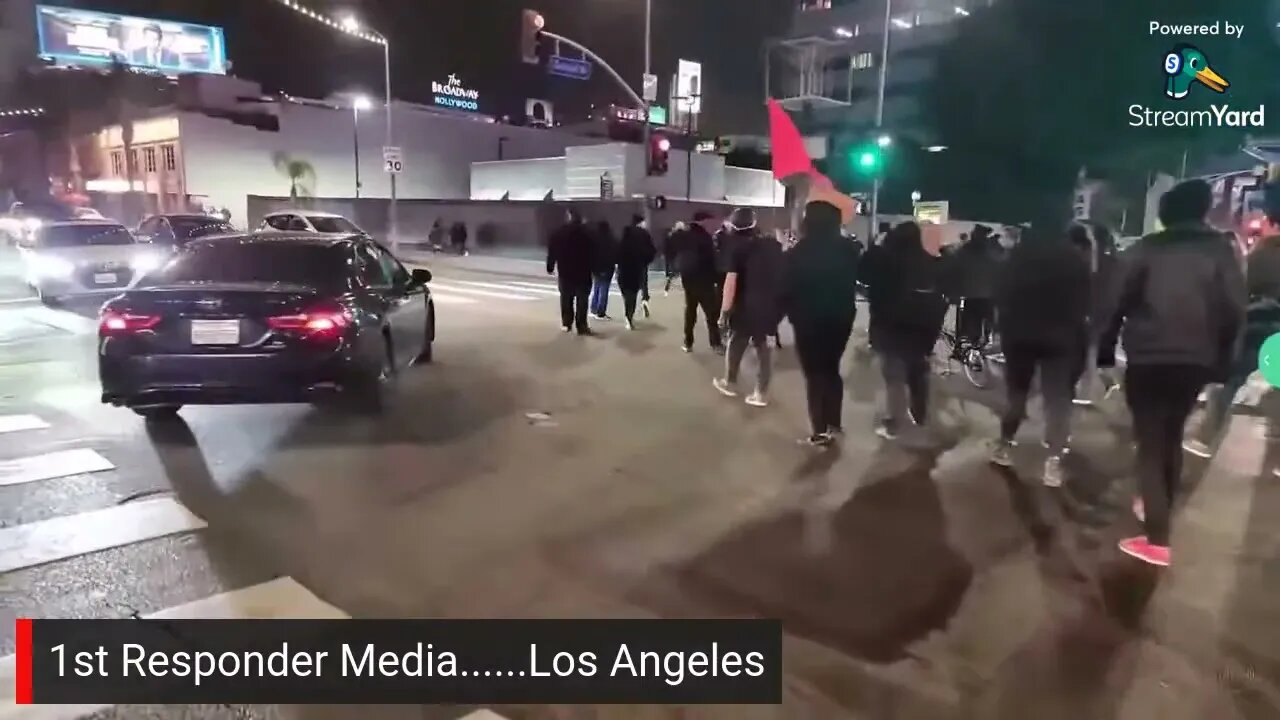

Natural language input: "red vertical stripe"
[15,618,32,704]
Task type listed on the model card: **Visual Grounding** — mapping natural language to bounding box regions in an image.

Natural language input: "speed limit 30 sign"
[383,146,403,174]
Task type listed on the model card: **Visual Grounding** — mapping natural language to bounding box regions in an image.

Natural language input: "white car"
[17,221,167,305]
[258,210,366,235]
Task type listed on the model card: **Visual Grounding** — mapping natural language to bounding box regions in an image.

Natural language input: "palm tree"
[272,152,316,204]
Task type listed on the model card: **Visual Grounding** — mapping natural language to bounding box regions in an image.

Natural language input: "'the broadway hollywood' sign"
[432,74,479,112]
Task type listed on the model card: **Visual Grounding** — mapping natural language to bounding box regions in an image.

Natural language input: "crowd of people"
[545,178,1279,568]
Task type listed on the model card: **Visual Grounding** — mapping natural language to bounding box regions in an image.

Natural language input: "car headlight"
[131,252,165,273]
[32,255,74,278]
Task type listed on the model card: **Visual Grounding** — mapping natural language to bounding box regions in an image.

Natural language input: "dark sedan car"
[99,232,436,418]
[135,214,236,248]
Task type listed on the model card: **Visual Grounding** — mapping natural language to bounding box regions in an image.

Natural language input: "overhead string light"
[272,0,387,45]
[0,107,45,117]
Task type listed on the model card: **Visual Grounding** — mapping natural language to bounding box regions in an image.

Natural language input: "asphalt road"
[0,248,1277,719]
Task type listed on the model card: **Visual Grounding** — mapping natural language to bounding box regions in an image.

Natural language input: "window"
[110,151,124,177]
[129,149,139,174]
[286,216,310,231]
[161,144,177,171]
[40,224,135,248]
[851,52,874,70]
[308,216,360,234]
[143,147,157,173]
[263,214,295,231]
[355,244,391,288]
[374,243,410,286]
[137,217,159,236]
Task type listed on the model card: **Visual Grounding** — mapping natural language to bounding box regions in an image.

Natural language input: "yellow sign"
[914,200,949,225]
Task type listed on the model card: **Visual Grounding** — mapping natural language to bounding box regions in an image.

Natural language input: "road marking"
[454,279,560,296]
[0,415,48,434]
[0,497,206,574]
[0,577,345,718]
[23,308,95,335]
[428,292,480,306]
[429,281,539,302]
[502,281,562,292]
[0,297,35,306]
[0,449,114,487]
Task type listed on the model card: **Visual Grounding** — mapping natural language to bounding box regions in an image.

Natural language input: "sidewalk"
[401,249,671,283]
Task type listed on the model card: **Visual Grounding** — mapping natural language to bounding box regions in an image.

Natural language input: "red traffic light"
[648,133,670,176]
[657,137,671,152]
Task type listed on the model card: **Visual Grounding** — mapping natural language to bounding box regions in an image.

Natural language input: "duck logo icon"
[1164,43,1229,99]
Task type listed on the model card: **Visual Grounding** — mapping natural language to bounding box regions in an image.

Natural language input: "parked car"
[258,210,366,236]
[98,231,436,419]
[1,200,76,245]
[136,213,237,249]
[16,221,166,305]
[73,207,106,221]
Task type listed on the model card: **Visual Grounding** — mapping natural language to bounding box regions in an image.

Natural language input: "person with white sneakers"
[713,208,784,408]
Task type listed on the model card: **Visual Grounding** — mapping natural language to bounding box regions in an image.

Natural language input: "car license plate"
[93,272,117,284]
[190,320,240,345]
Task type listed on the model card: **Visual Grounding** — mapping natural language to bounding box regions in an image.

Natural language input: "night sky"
[63,0,794,134]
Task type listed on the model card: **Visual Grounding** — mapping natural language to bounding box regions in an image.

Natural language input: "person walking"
[663,222,684,295]
[1068,221,1120,406]
[546,209,596,335]
[714,208,784,407]
[588,220,618,320]
[617,214,657,330]
[450,221,469,256]
[860,221,948,439]
[673,211,724,353]
[988,224,1092,486]
[950,225,1001,354]
[1100,179,1246,567]
[428,219,445,252]
[785,198,861,446]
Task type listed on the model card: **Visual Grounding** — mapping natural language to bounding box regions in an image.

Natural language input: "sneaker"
[561,325,572,333]
[713,378,738,398]
[593,313,611,321]
[642,301,651,318]
[875,425,898,441]
[1182,439,1212,458]
[745,391,768,408]
[1041,439,1072,456]
[577,328,594,337]
[799,433,834,448]
[681,343,692,353]
[1132,497,1145,523]
[827,426,844,438]
[1072,397,1094,407]
[988,439,1014,467]
[626,319,636,331]
[1043,455,1064,487]
[1117,536,1171,567]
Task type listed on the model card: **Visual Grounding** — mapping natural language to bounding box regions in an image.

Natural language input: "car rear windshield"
[308,216,359,234]
[169,218,235,240]
[142,242,348,289]
[40,224,134,247]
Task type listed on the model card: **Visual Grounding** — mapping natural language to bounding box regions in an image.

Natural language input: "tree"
[925,0,1276,227]
[272,152,316,203]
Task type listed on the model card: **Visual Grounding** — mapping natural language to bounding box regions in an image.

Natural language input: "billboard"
[36,5,228,75]
[675,59,702,114]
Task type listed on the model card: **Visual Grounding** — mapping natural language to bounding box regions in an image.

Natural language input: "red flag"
[767,99,813,181]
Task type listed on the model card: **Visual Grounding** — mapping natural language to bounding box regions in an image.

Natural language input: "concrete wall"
[566,144,630,199]
[178,102,606,227]
[725,167,783,207]
[471,157,565,201]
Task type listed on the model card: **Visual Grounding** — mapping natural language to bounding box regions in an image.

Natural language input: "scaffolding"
[764,35,856,113]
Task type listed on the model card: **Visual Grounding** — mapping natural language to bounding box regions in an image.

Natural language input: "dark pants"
[558,277,591,333]
[683,280,722,348]
[640,269,651,302]
[957,298,994,348]
[1001,341,1074,454]
[1125,364,1210,546]
[880,350,930,431]
[621,288,641,322]
[725,330,773,392]
[590,270,614,316]
[795,317,855,434]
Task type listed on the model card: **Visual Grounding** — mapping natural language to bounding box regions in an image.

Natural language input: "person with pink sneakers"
[1099,180,1246,567]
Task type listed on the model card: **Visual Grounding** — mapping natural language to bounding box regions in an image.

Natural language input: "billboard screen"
[675,59,702,114]
[36,5,228,75]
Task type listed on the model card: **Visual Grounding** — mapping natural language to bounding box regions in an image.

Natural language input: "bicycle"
[938,298,998,389]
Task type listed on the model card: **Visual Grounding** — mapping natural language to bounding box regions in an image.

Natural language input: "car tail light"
[99,310,161,334]
[267,303,352,337]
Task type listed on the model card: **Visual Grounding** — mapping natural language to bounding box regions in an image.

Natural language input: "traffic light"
[521,9,544,64]
[849,134,892,177]
[648,133,671,176]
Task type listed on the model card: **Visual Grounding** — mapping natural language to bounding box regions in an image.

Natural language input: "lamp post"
[351,95,372,198]
[274,3,395,250]
[869,0,893,237]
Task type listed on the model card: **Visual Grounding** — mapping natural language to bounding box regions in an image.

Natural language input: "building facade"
[768,0,995,149]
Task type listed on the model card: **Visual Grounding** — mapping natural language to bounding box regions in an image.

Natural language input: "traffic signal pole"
[870,0,892,239]
[642,0,653,227]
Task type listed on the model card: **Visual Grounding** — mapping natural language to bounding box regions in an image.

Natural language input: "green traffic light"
[858,151,878,168]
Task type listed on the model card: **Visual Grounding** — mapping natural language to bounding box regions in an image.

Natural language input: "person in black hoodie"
[988,224,1092,487]
[950,225,1001,354]
[1100,179,1246,567]
[785,199,861,446]
[546,209,596,335]
[714,207,783,407]
[617,214,657,330]
[674,211,724,353]
[588,220,618,320]
[860,221,947,439]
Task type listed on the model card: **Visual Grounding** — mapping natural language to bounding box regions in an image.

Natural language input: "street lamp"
[877,134,893,148]
[351,95,372,198]
[911,190,922,202]
[272,1,396,251]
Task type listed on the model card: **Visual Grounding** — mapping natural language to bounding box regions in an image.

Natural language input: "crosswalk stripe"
[0,415,48,434]
[0,449,114,487]
[429,292,480,306]
[429,281,539,302]
[454,280,560,296]
[0,577,344,719]
[492,280,561,292]
[0,497,206,574]
[23,308,95,335]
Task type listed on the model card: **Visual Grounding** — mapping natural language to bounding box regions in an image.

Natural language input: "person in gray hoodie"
[1099,179,1246,567]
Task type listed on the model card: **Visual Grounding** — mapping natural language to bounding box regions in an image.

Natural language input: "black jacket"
[785,202,860,327]
[616,224,656,292]
[995,234,1091,352]
[725,230,785,335]
[945,230,1001,300]
[673,224,719,285]
[1100,223,1246,373]
[546,221,596,284]
[1248,234,1280,300]
[860,225,947,357]
[593,224,618,273]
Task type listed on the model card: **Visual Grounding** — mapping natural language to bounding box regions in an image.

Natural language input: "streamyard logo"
[1129,43,1265,128]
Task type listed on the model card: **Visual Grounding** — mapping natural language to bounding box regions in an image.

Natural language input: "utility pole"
[869,0,892,238]
[642,0,653,226]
